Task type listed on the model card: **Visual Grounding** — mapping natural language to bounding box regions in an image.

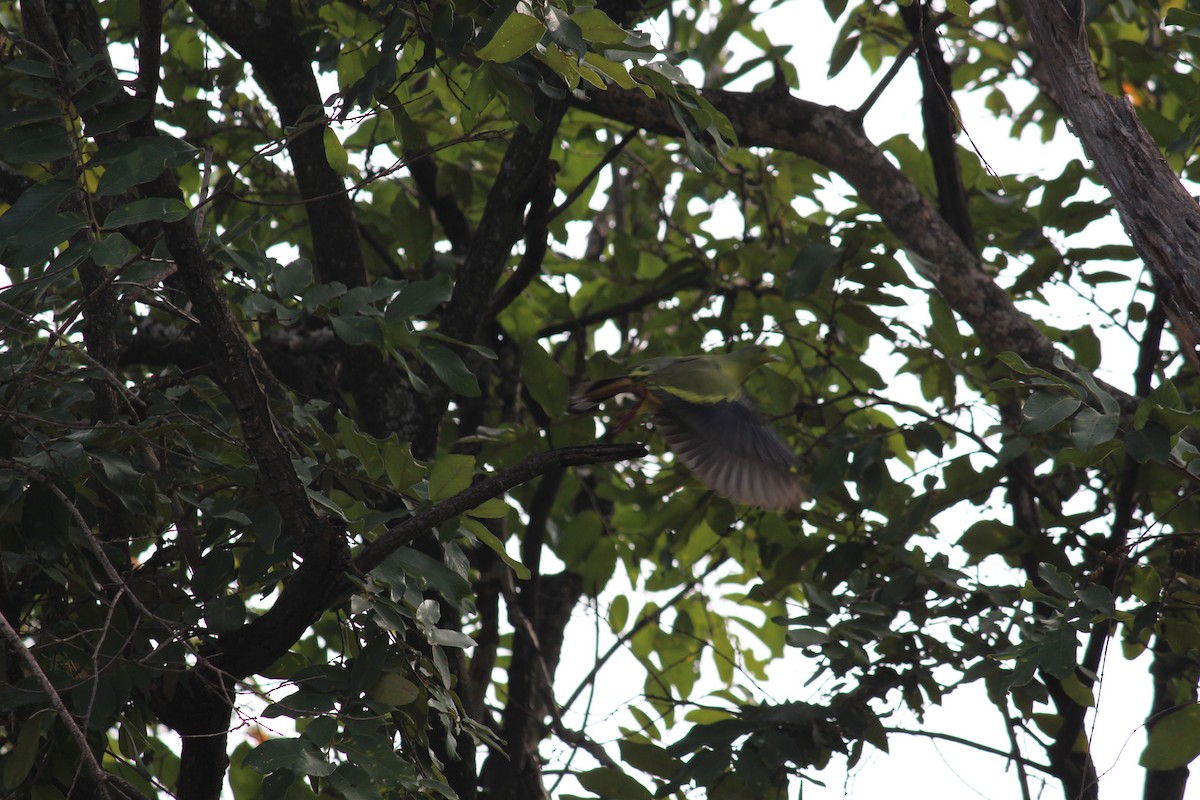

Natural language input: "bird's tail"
[568,376,639,412]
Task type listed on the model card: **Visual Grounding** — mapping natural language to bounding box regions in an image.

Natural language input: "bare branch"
[0,611,112,800]
[356,444,646,574]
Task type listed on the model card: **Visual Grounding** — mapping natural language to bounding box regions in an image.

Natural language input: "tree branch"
[0,610,112,800]
[211,443,645,680]
[575,86,1063,375]
[1020,0,1200,331]
[409,99,568,456]
[137,0,162,101]
[884,726,1054,775]
[187,0,366,290]
[355,444,645,575]
[899,0,975,250]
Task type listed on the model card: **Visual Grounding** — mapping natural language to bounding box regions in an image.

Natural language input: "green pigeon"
[570,344,808,511]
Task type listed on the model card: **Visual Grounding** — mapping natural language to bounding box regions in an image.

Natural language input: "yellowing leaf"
[323,127,350,175]
[369,673,420,707]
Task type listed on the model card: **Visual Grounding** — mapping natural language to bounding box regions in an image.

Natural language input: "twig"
[0,611,113,800]
[546,128,639,223]
[996,698,1034,800]
[851,11,955,122]
[559,559,723,714]
[883,726,1054,774]
[497,571,621,770]
[354,444,647,575]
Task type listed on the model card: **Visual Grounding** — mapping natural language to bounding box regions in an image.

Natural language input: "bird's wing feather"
[653,394,800,470]
[651,395,807,511]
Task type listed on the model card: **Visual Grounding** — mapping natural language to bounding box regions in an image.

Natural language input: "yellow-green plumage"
[570,345,808,512]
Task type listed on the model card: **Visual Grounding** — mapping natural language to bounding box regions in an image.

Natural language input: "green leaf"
[323,127,351,175]
[583,52,637,89]
[273,259,313,297]
[1060,673,1095,708]
[103,197,190,228]
[331,315,383,346]
[461,517,530,579]
[368,673,420,707]
[5,59,55,78]
[1038,563,1076,598]
[828,33,860,78]
[1124,422,1171,464]
[2,710,47,789]
[91,136,198,196]
[416,340,480,397]
[785,243,844,297]
[572,9,629,44]
[1070,407,1119,451]
[428,453,475,502]
[1130,566,1162,604]
[956,520,1017,565]
[1141,705,1200,770]
[618,739,682,780]
[0,180,85,265]
[545,6,586,58]
[336,411,384,480]
[928,294,963,357]
[85,99,152,135]
[520,340,569,417]
[243,737,336,777]
[475,13,546,62]
[383,438,424,491]
[428,629,475,648]
[0,123,74,163]
[576,767,653,800]
[609,594,629,632]
[1077,585,1115,617]
[1038,626,1077,680]
[485,63,539,128]
[91,232,140,267]
[386,273,452,321]
[1021,391,1080,434]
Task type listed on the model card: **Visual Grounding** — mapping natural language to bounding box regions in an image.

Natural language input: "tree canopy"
[2,0,1200,799]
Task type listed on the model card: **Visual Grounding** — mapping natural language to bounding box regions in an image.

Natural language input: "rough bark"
[578,87,1062,373]
[409,99,568,457]
[1020,0,1200,332]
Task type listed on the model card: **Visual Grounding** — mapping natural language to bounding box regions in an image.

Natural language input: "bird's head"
[719,343,782,382]
[730,343,782,366]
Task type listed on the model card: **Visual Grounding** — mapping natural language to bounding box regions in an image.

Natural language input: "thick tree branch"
[211,444,645,680]
[576,87,1062,374]
[409,100,568,456]
[1020,0,1200,332]
[137,0,162,101]
[355,444,644,575]
[900,0,975,251]
[408,154,473,254]
[485,163,558,319]
[0,610,112,800]
[187,0,366,290]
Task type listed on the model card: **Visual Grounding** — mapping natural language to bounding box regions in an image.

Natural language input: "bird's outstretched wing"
[652,394,808,512]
